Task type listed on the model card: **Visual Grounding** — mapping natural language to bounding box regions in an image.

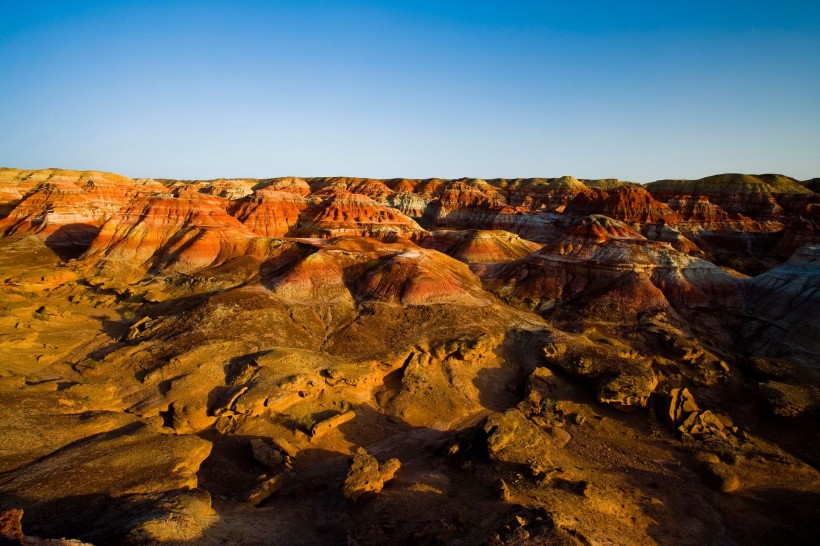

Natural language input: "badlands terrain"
[0,167,818,545]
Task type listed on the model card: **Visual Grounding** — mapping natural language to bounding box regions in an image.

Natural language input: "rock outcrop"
[413,229,541,264]
[343,448,401,501]
[476,215,741,319]
[293,189,423,239]
[1,167,819,545]
[565,184,681,226]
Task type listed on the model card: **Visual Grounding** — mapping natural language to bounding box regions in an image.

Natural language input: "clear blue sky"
[1,1,819,181]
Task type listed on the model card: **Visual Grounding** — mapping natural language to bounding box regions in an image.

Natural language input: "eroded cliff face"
[645,173,820,272]
[0,168,818,545]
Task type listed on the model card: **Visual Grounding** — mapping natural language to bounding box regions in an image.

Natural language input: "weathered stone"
[498,480,513,502]
[546,426,572,449]
[542,343,567,361]
[343,448,400,501]
[526,367,563,399]
[484,409,563,474]
[245,474,284,507]
[250,438,284,468]
[379,457,401,482]
[694,451,720,465]
[271,436,299,459]
[748,357,795,379]
[701,462,741,493]
[654,387,700,428]
[758,381,818,417]
[311,410,356,439]
[597,368,658,410]
[0,508,24,543]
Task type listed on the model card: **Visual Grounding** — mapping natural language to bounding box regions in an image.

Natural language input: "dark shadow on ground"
[44,223,99,261]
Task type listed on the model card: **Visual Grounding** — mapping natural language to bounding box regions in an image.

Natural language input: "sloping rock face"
[0,388,214,544]
[476,215,741,320]
[742,245,820,353]
[647,173,816,224]
[565,184,682,226]
[229,188,309,237]
[413,229,542,264]
[292,189,423,239]
[1,167,819,545]
[82,189,268,286]
[489,176,590,210]
[802,178,820,193]
[646,174,820,272]
[0,169,166,257]
[261,237,494,308]
[425,178,509,226]
[771,216,820,259]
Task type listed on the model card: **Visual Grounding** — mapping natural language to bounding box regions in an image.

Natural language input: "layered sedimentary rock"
[292,189,423,239]
[82,189,268,285]
[424,178,509,227]
[743,245,820,352]
[476,215,741,318]
[263,237,492,307]
[643,174,820,272]
[229,188,309,237]
[1,167,819,545]
[0,169,165,256]
[413,229,542,264]
[564,184,681,226]
[307,177,394,202]
[771,216,820,259]
[646,173,816,224]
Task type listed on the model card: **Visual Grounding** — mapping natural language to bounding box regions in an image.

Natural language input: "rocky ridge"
[0,167,818,545]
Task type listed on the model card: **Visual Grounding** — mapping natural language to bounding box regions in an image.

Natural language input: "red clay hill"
[0,167,818,545]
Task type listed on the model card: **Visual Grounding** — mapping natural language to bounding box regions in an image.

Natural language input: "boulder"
[311,410,356,439]
[597,368,658,410]
[653,387,700,428]
[245,474,284,507]
[343,448,401,501]
[483,409,566,474]
[250,438,285,468]
[700,462,741,493]
[678,410,739,447]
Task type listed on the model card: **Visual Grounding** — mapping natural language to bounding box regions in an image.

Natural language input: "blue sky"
[1,1,819,181]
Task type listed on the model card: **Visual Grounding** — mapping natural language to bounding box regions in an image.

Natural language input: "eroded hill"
[0,168,818,545]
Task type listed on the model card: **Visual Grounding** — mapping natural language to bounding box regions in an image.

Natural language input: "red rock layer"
[1,168,816,280]
[0,169,165,249]
[646,173,817,228]
[85,189,260,276]
[259,177,312,195]
[229,189,309,237]
[486,176,590,211]
[476,215,741,316]
[264,237,490,306]
[428,179,509,227]
[307,177,393,202]
[564,185,681,226]
[354,248,490,306]
[293,189,422,239]
[413,229,542,264]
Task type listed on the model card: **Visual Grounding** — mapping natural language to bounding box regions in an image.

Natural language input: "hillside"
[0,168,818,545]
